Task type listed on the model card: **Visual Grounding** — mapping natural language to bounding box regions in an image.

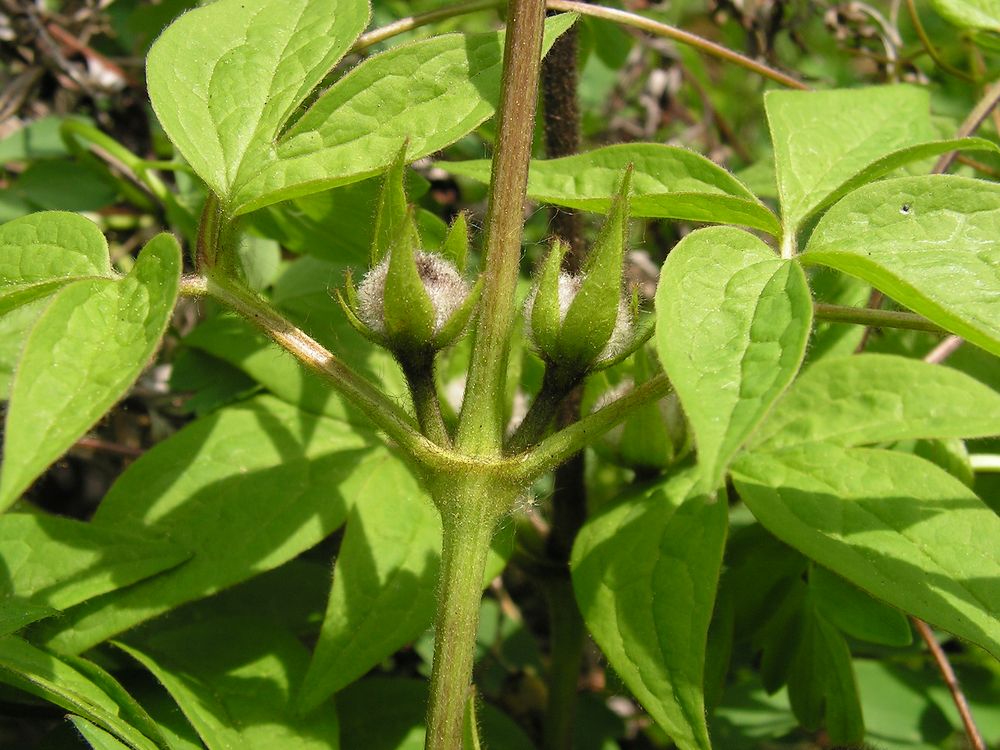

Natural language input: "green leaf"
[0,211,112,313]
[118,616,339,750]
[71,716,132,750]
[440,143,780,235]
[655,227,812,490]
[0,636,160,750]
[147,0,371,204]
[231,14,577,212]
[931,0,1000,30]
[786,605,864,744]
[14,160,119,213]
[765,86,936,234]
[298,460,439,711]
[0,599,57,638]
[571,469,727,750]
[0,297,47,399]
[299,471,511,711]
[337,677,534,750]
[800,137,999,229]
[0,513,189,610]
[731,443,1000,660]
[33,395,394,655]
[72,716,137,750]
[803,175,1000,355]
[750,354,1000,451]
[810,566,912,647]
[0,233,181,510]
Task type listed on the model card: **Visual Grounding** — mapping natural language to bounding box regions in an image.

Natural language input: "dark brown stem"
[541,13,584,265]
[911,618,986,750]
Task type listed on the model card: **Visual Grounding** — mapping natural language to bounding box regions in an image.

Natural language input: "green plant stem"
[506,368,580,453]
[426,478,515,750]
[545,0,809,90]
[60,119,173,204]
[518,374,673,479]
[541,576,586,750]
[197,273,440,466]
[401,353,452,447]
[457,0,547,456]
[813,303,946,333]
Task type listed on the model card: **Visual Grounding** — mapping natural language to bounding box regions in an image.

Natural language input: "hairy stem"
[426,479,514,750]
[541,13,584,262]
[457,0,547,455]
[197,274,438,465]
[401,353,452,447]
[517,374,673,480]
[506,368,580,453]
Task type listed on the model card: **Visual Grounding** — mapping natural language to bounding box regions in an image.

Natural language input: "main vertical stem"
[456,0,546,455]
[426,481,511,750]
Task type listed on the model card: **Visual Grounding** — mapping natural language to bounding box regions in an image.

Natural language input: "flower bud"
[524,167,650,375]
[337,147,479,358]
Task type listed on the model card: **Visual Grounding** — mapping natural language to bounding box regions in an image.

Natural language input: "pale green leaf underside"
[751,353,1000,451]
[0,233,181,511]
[299,461,439,710]
[765,86,936,233]
[147,0,371,202]
[571,469,726,750]
[119,616,339,750]
[732,444,1000,660]
[803,175,1000,355]
[0,636,159,750]
[0,513,189,611]
[440,143,780,234]
[931,0,1000,30]
[35,396,393,655]
[655,227,812,489]
[231,14,577,213]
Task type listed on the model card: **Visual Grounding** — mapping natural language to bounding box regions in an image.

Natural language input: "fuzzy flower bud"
[357,251,470,335]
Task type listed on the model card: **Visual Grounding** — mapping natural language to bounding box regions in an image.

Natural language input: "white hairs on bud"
[357,251,469,334]
[525,272,634,362]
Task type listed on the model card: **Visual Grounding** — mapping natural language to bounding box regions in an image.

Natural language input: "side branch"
[183,274,440,466]
[515,373,673,481]
[814,303,946,333]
